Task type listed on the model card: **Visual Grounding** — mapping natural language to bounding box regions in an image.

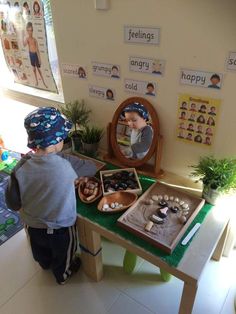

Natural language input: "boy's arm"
[5,171,22,211]
[58,152,97,178]
[131,126,153,154]
[22,35,28,47]
[35,38,41,65]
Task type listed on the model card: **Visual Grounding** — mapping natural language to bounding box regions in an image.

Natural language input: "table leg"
[123,250,137,273]
[179,282,198,314]
[212,221,229,261]
[77,217,103,281]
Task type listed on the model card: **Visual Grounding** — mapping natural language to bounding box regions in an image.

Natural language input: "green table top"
[76,169,212,268]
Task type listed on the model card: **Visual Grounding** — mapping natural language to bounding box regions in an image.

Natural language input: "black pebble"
[158,200,168,207]
[170,206,179,213]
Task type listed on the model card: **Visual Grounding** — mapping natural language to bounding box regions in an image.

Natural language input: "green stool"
[123,250,172,282]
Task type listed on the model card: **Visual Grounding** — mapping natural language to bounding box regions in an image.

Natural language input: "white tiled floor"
[0,230,236,314]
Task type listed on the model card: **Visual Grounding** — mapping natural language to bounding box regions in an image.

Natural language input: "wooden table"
[77,202,230,314]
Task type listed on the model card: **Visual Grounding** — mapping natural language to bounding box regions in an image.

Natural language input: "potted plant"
[59,100,91,151]
[81,125,103,156]
[190,156,236,205]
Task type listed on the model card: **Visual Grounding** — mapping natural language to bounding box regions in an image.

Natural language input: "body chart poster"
[177,94,221,147]
[0,0,57,92]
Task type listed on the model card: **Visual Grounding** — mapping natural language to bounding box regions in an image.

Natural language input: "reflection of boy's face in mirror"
[125,111,147,130]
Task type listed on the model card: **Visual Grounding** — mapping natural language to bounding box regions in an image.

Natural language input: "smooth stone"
[151,195,159,201]
[179,216,187,224]
[174,197,179,203]
[150,214,164,224]
[170,206,179,213]
[103,204,109,209]
[179,201,185,206]
[145,221,154,231]
[169,196,174,201]
[146,199,154,205]
[158,200,168,207]
[110,203,116,209]
[182,203,189,209]
[157,195,163,200]
[163,195,169,201]
[182,211,189,216]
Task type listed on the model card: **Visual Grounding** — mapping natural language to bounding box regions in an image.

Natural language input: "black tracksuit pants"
[26,223,78,283]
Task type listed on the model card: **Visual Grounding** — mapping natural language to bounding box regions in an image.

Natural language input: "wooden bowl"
[97,191,138,213]
[78,177,102,204]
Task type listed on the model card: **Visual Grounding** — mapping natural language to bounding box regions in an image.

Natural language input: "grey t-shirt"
[5,152,97,229]
[130,125,153,159]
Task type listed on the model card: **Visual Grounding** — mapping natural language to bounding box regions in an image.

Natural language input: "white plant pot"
[202,185,221,205]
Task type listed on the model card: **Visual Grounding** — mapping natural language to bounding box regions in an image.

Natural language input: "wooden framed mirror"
[104,97,163,178]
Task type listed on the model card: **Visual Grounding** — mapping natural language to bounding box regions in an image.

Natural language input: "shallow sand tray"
[117,181,205,254]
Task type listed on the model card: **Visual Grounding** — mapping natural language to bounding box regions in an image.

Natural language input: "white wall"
[2,0,236,177]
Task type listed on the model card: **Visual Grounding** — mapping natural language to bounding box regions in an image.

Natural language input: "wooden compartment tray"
[100,168,142,196]
[117,181,205,254]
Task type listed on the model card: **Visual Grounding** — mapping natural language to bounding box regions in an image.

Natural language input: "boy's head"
[26,21,33,34]
[210,74,220,85]
[146,83,154,93]
[24,107,72,149]
[123,103,148,129]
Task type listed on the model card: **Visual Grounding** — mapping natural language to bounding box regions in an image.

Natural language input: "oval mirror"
[110,97,160,167]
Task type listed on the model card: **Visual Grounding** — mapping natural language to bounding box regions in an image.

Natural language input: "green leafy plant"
[190,156,236,193]
[59,100,91,136]
[81,125,104,144]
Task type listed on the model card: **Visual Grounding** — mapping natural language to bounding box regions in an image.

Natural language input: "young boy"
[122,103,153,159]
[5,107,97,284]
[23,22,47,88]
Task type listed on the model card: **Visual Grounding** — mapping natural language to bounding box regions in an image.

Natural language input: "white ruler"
[181,223,201,246]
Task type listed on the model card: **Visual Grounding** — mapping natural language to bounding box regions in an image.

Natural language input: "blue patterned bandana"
[123,102,149,120]
[24,107,72,149]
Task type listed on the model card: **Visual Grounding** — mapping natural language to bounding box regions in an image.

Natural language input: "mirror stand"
[103,122,164,178]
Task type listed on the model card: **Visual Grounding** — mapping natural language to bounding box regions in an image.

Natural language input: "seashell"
[158,206,169,218]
